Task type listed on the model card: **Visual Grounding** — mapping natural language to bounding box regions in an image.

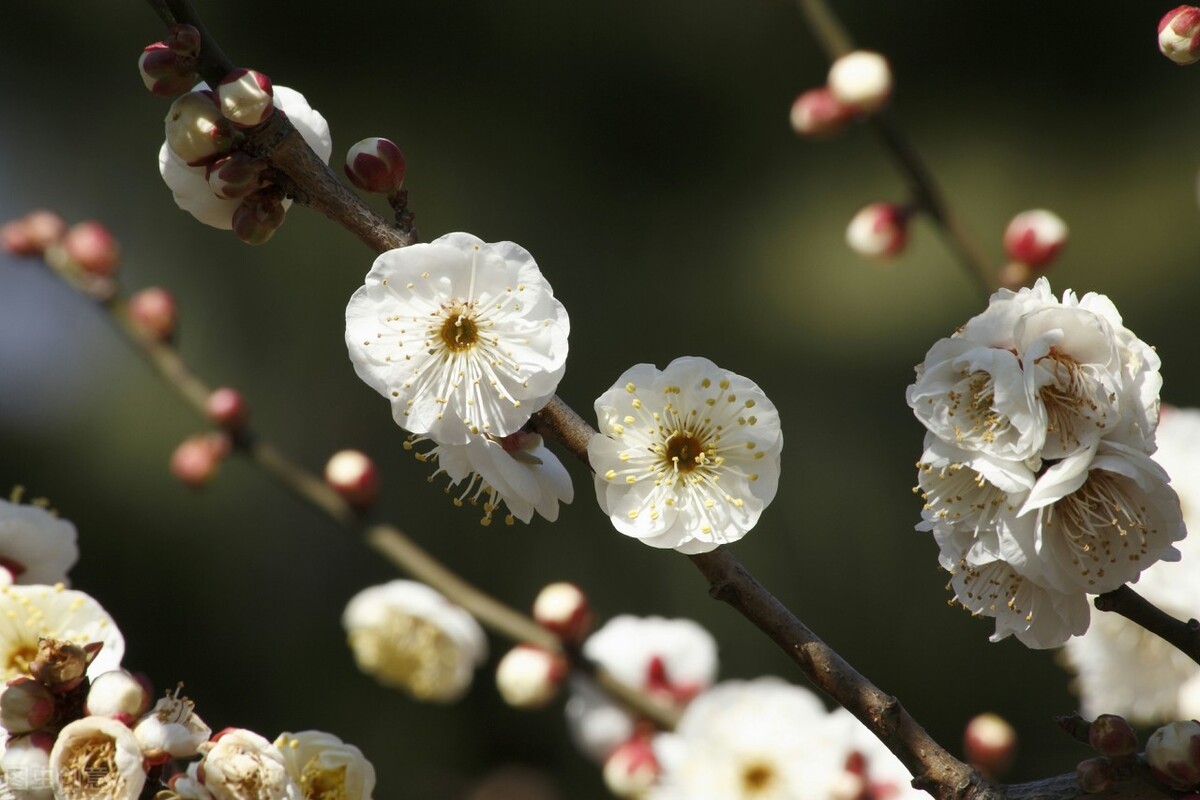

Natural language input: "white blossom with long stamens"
[345,232,569,445]
[589,357,783,554]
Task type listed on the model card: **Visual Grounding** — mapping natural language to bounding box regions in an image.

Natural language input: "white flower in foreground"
[408,430,573,524]
[199,729,301,800]
[567,616,717,762]
[135,687,212,759]
[168,761,213,800]
[49,716,146,800]
[3,732,54,800]
[1063,406,1200,723]
[0,500,78,587]
[590,357,783,554]
[159,85,331,229]
[342,580,487,703]
[0,585,123,681]
[345,232,570,445]
[275,730,376,800]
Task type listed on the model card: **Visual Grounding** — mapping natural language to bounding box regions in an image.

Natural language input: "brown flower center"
[665,433,707,473]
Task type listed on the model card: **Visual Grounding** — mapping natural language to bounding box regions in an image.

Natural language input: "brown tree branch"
[1095,585,1200,666]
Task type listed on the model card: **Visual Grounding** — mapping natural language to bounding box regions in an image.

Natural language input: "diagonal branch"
[1095,584,1200,666]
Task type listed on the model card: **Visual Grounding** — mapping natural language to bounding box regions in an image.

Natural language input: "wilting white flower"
[0,500,77,587]
[135,687,211,759]
[567,616,717,762]
[159,85,331,229]
[342,580,487,703]
[0,585,123,680]
[275,730,376,800]
[199,729,301,800]
[589,357,783,554]
[49,716,146,800]
[408,430,573,525]
[345,232,570,445]
[1063,406,1200,722]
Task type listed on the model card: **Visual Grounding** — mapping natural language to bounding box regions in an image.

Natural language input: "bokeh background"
[3,2,1200,797]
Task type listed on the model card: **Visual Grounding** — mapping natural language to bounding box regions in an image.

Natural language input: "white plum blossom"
[407,429,573,525]
[589,357,783,554]
[910,279,1180,648]
[275,730,376,800]
[0,500,78,587]
[135,687,212,759]
[567,616,717,762]
[3,732,54,800]
[198,729,301,800]
[159,85,331,229]
[0,585,123,681]
[345,232,570,445]
[1063,406,1200,722]
[342,580,487,703]
[49,716,146,800]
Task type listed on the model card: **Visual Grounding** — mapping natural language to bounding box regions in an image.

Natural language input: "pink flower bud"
[218,68,274,128]
[789,87,855,137]
[85,670,151,721]
[165,91,234,166]
[828,50,892,113]
[603,737,659,799]
[495,646,566,709]
[324,449,381,508]
[963,713,1017,778]
[207,152,267,199]
[1,219,35,255]
[29,638,101,694]
[232,191,286,245]
[1160,7,1200,65]
[1089,714,1138,758]
[344,137,408,194]
[127,287,178,342]
[62,221,120,277]
[846,202,908,259]
[206,388,249,430]
[138,43,196,97]
[1002,209,1067,269]
[0,677,55,734]
[1147,720,1200,791]
[23,210,67,252]
[170,433,230,489]
[532,582,593,644]
[1076,757,1116,793]
[164,23,202,59]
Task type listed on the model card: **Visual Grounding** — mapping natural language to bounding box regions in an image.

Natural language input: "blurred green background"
[3,1,1200,797]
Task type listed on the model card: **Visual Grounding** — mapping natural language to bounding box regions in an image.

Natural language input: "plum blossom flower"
[159,85,331,229]
[49,716,146,800]
[198,728,301,800]
[407,430,573,525]
[275,730,376,800]
[341,580,486,703]
[135,687,212,759]
[589,357,783,554]
[0,500,78,587]
[345,233,570,445]
[0,585,123,681]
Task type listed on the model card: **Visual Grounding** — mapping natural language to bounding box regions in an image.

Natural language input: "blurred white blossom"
[275,730,376,800]
[0,500,77,587]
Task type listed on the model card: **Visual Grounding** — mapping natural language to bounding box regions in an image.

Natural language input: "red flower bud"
[1002,209,1067,269]
[232,191,287,245]
[344,137,408,194]
[789,87,854,137]
[63,221,120,277]
[1160,6,1200,65]
[324,450,381,508]
[846,202,908,259]
[127,287,178,342]
[205,388,249,430]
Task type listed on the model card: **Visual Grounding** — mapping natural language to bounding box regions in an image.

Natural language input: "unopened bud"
[1,220,35,256]
[603,737,659,799]
[963,713,1017,778]
[789,87,855,137]
[532,582,593,644]
[1002,209,1067,269]
[0,677,55,734]
[1160,6,1200,65]
[127,287,178,342]
[29,638,101,693]
[495,646,566,709]
[1147,720,1200,791]
[1089,714,1138,758]
[846,202,907,259]
[828,50,892,112]
[207,152,267,199]
[63,221,120,277]
[165,91,234,166]
[344,137,408,194]
[218,68,274,128]
[324,449,381,508]
[1076,757,1116,793]
[232,191,286,245]
[206,388,249,430]
[22,210,67,252]
[2,732,54,796]
[138,43,196,97]
[164,23,202,59]
[170,433,230,490]
[86,670,151,722]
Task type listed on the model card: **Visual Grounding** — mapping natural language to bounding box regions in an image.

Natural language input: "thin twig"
[1094,585,1200,666]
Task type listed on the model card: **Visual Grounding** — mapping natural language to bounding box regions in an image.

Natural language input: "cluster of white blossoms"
[1063,406,1200,722]
[588,357,784,554]
[346,232,573,525]
[908,278,1185,648]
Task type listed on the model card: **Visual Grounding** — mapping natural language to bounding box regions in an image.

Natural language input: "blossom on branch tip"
[1003,209,1067,269]
[274,730,377,800]
[589,357,782,554]
[345,232,570,445]
[342,580,486,703]
[0,499,78,587]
